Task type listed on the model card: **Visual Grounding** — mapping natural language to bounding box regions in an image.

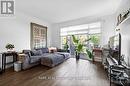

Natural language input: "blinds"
[60,22,101,36]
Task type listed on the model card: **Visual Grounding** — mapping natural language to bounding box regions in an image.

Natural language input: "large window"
[60,22,101,49]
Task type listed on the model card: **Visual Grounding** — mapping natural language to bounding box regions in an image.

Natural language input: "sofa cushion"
[56,52,70,60]
[30,56,42,63]
[36,48,49,54]
[31,50,42,56]
[41,53,65,67]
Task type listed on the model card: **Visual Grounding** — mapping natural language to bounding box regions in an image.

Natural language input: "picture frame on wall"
[30,23,47,49]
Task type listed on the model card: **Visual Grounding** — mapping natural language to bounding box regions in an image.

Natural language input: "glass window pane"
[61,36,67,44]
[89,34,101,46]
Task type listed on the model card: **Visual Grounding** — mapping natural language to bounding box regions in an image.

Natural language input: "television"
[109,33,121,65]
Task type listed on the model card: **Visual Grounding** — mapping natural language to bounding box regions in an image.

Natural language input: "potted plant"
[5,43,15,51]
[72,35,93,60]
[86,49,94,61]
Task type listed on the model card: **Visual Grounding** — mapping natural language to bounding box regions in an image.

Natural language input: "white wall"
[51,14,116,48]
[0,11,52,68]
[115,0,130,66]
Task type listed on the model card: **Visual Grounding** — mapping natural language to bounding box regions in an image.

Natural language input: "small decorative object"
[116,28,120,32]
[117,8,130,26]
[122,10,130,21]
[5,43,15,51]
[128,8,130,16]
[50,50,54,53]
[122,10,129,20]
[49,47,57,53]
[117,14,122,26]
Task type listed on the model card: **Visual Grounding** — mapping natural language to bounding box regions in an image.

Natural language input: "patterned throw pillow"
[31,50,42,56]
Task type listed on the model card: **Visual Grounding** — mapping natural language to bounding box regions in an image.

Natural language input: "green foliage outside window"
[90,34,100,45]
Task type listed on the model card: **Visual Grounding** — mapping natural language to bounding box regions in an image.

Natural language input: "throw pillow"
[31,50,42,56]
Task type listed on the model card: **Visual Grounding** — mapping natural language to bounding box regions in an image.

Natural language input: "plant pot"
[76,52,80,60]
[7,48,14,52]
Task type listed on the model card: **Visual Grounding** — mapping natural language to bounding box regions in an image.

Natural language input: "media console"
[105,54,130,86]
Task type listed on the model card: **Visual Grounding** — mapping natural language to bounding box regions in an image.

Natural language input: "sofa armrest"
[21,54,32,70]
[21,52,40,70]
[19,53,30,63]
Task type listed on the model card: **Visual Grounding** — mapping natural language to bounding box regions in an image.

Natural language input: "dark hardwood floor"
[0,58,114,86]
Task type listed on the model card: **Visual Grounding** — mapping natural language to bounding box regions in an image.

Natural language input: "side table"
[17,53,26,70]
[92,48,102,62]
[1,52,18,72]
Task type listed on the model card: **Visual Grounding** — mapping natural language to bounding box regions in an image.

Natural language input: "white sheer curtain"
[60,22,101,36]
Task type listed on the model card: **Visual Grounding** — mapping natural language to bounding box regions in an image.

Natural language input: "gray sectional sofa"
[22,48,70,70]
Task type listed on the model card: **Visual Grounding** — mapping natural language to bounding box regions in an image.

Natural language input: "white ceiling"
[16,0,122,23]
